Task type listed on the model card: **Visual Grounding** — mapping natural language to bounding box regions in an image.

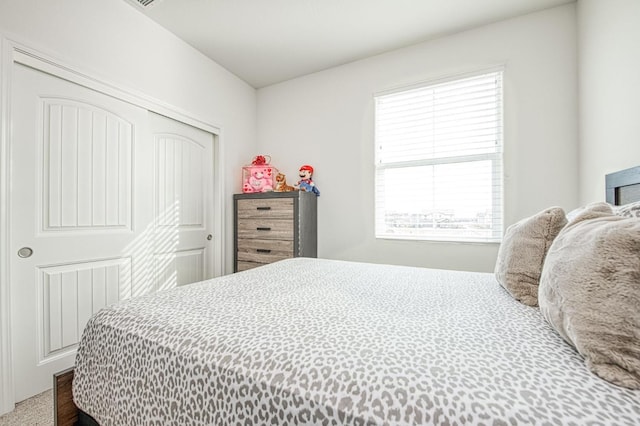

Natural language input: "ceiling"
[136,0,574,88]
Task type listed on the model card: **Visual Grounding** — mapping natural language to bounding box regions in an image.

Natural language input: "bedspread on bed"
[73,258,640,425]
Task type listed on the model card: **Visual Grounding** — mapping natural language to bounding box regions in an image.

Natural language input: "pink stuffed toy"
[242,155,275,193]
[243,166,274,193]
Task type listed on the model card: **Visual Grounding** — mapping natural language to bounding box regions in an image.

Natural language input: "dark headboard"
[605,166,640,206]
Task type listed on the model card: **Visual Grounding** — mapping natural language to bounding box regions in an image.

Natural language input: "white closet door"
[9,63,214,401]
[149,112,214,291]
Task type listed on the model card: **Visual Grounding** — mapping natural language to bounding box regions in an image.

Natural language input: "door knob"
[207,234,213,241]
[17,247,33,258]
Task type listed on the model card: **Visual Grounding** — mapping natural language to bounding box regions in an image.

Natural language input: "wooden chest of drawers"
[233,192,317,272]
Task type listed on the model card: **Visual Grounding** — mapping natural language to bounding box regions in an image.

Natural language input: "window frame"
[373,68,504,243]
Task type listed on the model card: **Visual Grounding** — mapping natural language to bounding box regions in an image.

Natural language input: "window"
[374,70,503,242]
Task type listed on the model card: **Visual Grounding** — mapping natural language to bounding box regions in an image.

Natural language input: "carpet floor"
[0,390,53,426]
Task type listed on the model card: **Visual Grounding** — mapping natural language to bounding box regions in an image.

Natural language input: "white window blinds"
[374,70,503,242]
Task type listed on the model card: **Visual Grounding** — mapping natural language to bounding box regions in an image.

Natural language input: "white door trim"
[0,34,226,414]
[0,35,15,416]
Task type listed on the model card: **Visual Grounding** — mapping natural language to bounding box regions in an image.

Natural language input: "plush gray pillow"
[494,207,567,306]
[615,200,640,218]
[566,201,613,223]
[539,209,640,389]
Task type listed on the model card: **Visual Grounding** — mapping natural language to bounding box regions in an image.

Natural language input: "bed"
[58,168,640,425]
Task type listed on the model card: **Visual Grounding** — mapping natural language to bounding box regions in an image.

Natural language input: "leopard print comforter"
[73,258,640,425]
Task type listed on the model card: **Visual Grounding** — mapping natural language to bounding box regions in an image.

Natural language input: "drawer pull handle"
[256,249,272,253]
[256,206,271,211]
[256,227,271,231]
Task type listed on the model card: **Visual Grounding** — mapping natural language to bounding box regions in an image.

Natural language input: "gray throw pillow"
[494,207,567,306]
[566,201,613,223]
[539,208,640,389]
[615,200,640,218]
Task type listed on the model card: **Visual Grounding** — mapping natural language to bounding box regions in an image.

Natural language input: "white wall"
[0,0,257,275]
[577,0,640,204]
[257,4,578,272]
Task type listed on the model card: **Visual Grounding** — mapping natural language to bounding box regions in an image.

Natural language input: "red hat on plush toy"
[300,165,314,173]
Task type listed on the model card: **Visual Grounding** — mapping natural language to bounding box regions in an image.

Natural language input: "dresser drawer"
[237,238,294,264]
[237,261,264,272]
[237,198,294,220]
[237,218,294,240]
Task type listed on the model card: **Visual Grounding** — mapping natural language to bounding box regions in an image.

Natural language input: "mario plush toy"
[296,165,320,196]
